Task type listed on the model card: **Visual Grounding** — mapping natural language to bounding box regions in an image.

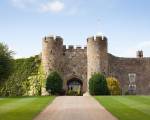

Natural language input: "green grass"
[0,96,55,120]
[95,96,150,120]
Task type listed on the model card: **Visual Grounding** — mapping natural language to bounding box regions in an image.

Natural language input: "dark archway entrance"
[67,78,83,96]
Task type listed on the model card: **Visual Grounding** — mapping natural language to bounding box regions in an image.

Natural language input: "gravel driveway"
[34,96,117,120]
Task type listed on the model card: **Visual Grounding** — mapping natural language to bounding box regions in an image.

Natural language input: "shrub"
[125,91,129,95]
[46,71,63,95]
[106,77,121,95]
[89,73,110,95]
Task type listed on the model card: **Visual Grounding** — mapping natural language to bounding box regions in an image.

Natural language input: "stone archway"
[66,78,83,96]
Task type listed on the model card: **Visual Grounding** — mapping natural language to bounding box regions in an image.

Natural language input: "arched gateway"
[67,78,83,95]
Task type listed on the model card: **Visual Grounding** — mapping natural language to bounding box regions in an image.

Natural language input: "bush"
[46,71,63,95]
[125,91,129,95]
[106,77,121,95]
[89,73,110,95]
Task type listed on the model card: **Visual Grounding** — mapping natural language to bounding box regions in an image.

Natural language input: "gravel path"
[34,96,118,120]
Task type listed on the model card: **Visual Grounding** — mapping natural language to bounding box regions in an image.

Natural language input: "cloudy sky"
[0,0,150,58]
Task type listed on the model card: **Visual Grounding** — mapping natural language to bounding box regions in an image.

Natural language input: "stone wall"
[62,46,87,92]
[108,54,150,95]
[42,34,150,95]
[42,36,64,75]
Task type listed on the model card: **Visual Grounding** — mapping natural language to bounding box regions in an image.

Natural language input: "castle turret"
[136,50,143,58]
[87,35,108,91]
[42,35,64,75]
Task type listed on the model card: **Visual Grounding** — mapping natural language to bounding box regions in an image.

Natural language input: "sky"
[0,0,150,58]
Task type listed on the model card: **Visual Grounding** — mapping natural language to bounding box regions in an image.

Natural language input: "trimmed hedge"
[46,71,63,95]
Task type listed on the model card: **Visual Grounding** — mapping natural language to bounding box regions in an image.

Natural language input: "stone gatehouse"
[42,34,150,95]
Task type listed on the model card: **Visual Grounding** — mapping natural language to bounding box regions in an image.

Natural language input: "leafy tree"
[46,71,63,95]
[89,73,110,95]
[106,77,121,95]
[0,43,13,83]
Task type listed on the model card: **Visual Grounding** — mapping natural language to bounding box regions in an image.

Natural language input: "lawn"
[95,96,150,120]
[0,96,55,120]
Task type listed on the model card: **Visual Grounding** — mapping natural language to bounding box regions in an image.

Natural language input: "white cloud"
[11,0,36,8]
[10,0,79,15]
[40,1,64,13]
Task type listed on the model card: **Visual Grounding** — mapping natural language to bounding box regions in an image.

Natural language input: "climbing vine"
[0,55,46,96]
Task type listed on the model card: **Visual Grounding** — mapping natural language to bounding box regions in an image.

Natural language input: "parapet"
[68,45,74,49]
[63,45,66,50]
[87,36,94,42]
[84,46,87,49]
[76,45,82,49]
[87,35,107,43]
[55,36,63,42]
[64,45,87,51]
[42,35,63,44]
[136,50,143,58]
[96,35,107,41]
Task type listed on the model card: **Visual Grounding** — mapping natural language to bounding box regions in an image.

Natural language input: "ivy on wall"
[0,55,46,96]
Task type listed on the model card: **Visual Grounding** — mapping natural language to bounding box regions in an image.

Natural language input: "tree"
[89,73,110,95]
[0,43,13,83]
[0,56,43,96]
[106,77,121,95]
[46,71,63,95]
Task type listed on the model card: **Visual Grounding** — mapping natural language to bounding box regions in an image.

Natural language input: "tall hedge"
[46,71,63,95]
[89,73,110,95]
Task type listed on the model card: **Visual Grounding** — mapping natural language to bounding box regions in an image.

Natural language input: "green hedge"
[46,71,63,95]
[89,73,110,95]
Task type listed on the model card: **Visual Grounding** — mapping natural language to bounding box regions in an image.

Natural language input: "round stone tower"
[42,35,64,75]
[87,35,108,91]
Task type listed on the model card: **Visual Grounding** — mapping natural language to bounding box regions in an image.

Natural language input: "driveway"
[34,96,117,120]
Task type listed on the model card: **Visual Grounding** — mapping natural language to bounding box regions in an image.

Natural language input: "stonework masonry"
[108,54,150,94]
[42,35,150,95]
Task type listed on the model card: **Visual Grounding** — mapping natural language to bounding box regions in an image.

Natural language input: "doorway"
[67,78,83,96]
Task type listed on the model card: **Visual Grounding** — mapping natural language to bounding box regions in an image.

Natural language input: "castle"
[42,35,150,95]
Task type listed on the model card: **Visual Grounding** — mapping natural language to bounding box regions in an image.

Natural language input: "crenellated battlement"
[43,35,63,45]
[87,36,94,42]
[63,45,87,50]
[87,34,108,79]
[87,35,107,43]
